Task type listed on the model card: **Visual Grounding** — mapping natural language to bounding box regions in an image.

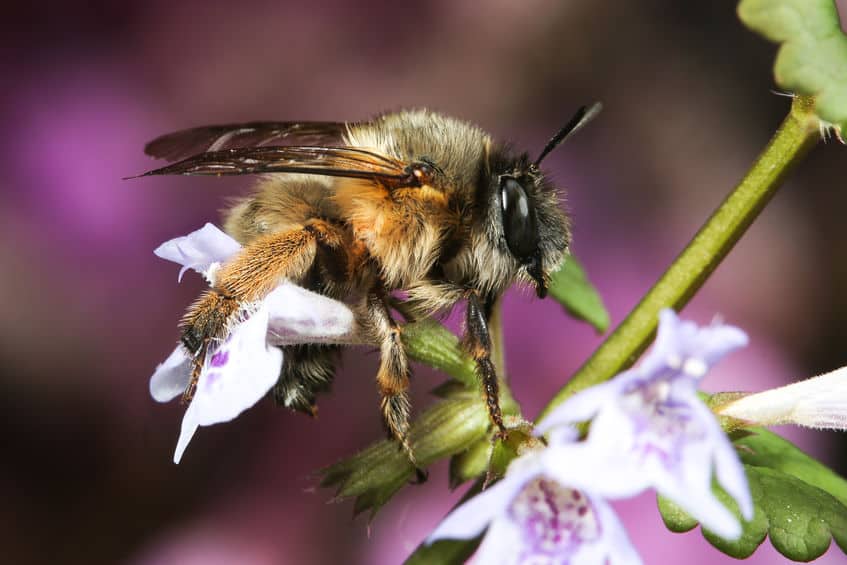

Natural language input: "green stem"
[538,95,820,421]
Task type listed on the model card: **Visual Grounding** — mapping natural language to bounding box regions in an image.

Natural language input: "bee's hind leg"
[361,287,427,483]
[179,220,345,400]
[273,344,340,416]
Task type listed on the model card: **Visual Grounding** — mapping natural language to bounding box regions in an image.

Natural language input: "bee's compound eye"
[500,177,538,261]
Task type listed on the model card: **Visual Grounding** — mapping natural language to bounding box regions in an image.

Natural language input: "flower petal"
[172,303,282,463]
[643,309,748,382]
[264,282,359,345]
[591,496,643,565]
[470,516,523,564]
[149,345,191,402]
[535,379,623,435]
[154,223,241,282]
[696,401,753,521]
[427,476,525,543]
[542,435,651,500]
[428,454,544,544]
[718,367,847,431]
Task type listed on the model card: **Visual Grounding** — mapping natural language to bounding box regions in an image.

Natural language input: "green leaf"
[403,538,482,565]
[657,495,699,533]
[547,255,610,333]
[320,394,490,518]
[736,427,847,507]
[738,0,847,131]
[658,430,847,560]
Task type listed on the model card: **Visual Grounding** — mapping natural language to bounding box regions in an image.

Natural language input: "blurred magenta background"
[3,1,847,564]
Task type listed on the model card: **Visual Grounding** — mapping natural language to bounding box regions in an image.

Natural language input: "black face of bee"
[485,150,569,300]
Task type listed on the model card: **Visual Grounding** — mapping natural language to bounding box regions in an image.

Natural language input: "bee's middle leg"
[362,289,427,481]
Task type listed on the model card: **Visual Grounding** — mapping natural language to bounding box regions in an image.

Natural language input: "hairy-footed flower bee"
[138,104,600,474]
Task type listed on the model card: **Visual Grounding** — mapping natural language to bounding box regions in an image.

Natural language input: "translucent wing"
[144,122,352,162]
[134,145,414,184]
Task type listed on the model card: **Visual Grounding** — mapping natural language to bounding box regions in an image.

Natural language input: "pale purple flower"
[427,450,641,565]
[149,224,359,463]
[537,309,752,540]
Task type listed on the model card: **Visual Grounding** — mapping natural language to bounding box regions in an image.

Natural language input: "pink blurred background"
[3,1,847,563]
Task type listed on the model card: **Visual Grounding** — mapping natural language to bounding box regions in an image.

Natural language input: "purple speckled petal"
[154,223,241,282]
[173,303,282,464]
[429,448,641,563]
[149,345,191,403]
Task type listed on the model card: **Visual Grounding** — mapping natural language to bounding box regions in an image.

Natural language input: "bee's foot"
[411,466,429,484]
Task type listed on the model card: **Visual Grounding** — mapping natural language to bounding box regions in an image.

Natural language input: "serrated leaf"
[736,427,847,506]
[738,0,847,130]
[657,495,700,533]
[547,255,610,333]
[745,467,847,560]
[320,396,490,518]
[658,431,847,560]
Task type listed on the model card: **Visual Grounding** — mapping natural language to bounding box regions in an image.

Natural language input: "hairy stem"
[538,95,820,421]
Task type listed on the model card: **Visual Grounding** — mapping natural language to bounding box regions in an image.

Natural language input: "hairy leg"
[179,220,345,401]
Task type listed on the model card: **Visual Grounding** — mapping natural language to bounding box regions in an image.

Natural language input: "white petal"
[719,367,847,430]
[154,223,241,282]
[542,440,650,500]
[470,516,523,564]
[696,403,753,520]
[713,436,754,521]
[640,309,748,380]
[655,428,743,540]
[583,496,643,565]
[686,399,753,520]
[174,405,199,464]
[264,282,360,345]
[535,380,622,435]
[638,309,684,375]
[668,476,742,540]
[428,456,542,544]
[150,345,191,402]
[172,303,282,463]
[427,478,523,543]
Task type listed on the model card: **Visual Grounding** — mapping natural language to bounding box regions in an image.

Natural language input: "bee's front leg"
[465,291,507,437]
[178,220,343,401]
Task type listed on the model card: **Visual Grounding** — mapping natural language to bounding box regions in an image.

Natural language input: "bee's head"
[481,104,600,298]
[487,154,569,298]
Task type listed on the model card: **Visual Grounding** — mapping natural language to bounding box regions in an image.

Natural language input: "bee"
[138,104,600,476]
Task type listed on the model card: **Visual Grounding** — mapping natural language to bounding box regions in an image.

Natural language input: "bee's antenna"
[533,102,603,167]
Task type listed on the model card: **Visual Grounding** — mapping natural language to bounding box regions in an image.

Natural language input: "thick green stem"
[537,95,820,421]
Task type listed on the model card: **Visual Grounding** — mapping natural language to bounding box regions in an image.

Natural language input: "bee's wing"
[144,122,354,162]
[134,145,411,183]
